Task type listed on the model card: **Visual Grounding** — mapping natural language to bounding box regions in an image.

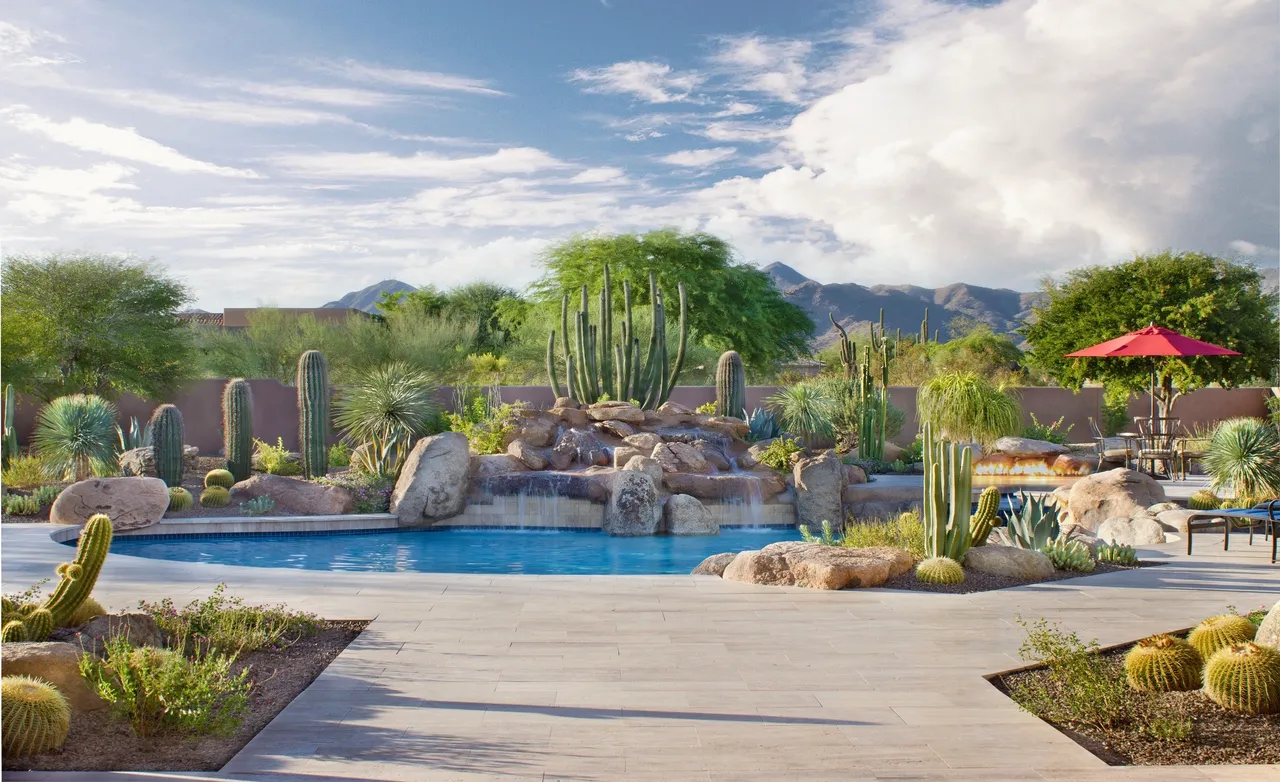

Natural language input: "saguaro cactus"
[3,383,18,467]
[148,404,184,487]
[715,351,745,419]
[922,423,974,560]
[296,350,329,479]
[222,378,253,482]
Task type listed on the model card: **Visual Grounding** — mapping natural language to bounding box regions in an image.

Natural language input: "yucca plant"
[1204,417,1280,507]
[32,395,119,483]
[333,361,440,447]
[766,382,836,448]
[916,371,1021,446]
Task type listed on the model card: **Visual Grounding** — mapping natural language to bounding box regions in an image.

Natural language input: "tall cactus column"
[296,350,330,479]
[921,423,974,560]
[222,378,253,482]
[148,404,185,487]
[715,350,746,419]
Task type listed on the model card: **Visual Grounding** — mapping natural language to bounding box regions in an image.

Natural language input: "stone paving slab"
[1,523,1277,781]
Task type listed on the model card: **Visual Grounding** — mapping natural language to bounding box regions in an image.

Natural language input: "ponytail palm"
[917,371,1020,446]
[33,394,119,482]
[1205,417,1280,506]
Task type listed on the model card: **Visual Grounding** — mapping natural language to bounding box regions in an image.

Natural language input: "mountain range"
[323,280,417,313]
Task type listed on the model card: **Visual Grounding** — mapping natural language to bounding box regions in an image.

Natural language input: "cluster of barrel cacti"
[969,486,1000,546]
[204,469,235,489]
[200,486,231,508]
[546,265,688,410]
[1,514,112,643]
[297,350,330,479]
[915,556,964,584]
[715,350,745,419]
[148,404,185,487]
[921,423,975,561]
[222,378,254,482]
[1122,614,1276,715]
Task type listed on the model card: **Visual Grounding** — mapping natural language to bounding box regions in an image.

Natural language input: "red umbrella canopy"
[1065,325,1241,358]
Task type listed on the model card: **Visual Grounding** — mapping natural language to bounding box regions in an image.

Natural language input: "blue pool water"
[105,527,805,575]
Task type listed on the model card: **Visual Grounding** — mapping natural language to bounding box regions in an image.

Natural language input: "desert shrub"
[766,382,836,446]
[1005,617,1133,731]
[1100,386,1131,436]
[327,442,351,467]
[1,455,50,489]
[755,436,804,471]
[1022,412,1074,445]
[840,512,926,559]
[332,361,440,446]
[253,437,301,476]
[137,584,319,660]
[695,400,717,415]
[316,471,394,513]
[446,387,521,455]
[32,394,119,482]
[1205,417,1280,506]
[238,496,275,516]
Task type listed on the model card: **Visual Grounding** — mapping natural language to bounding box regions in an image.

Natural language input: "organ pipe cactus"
[546,265,688,410]
[715,350,746,420]
[1,514,113,642]
[148,404,185,487]
[1,676,72,756]
[1123,634,1203,692]
[830,310,895,461]
[3,383,18,467]
[1203,642,1280,715]
[222,378,253,482]
[1188,614,1257,660]
[296,350,330,479]
[921,423,974,560]
[970,486,1000,546]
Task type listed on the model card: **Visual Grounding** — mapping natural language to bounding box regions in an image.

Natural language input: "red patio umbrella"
[1065,324,1241,424]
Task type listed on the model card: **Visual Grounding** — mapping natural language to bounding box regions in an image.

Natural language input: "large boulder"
[511,415,559,448]
[691,552,736,576]
[49,477,169,530]
[604,470,661,536]
[663,471,787,500]
[0,642,107,712]
[722,543,913,590]
[230,474,354,515]
[664,494,718,535]
[596,420,636,439]
[613,446,644,468]
[991,437,1070,459]
[964,546,1055,580]
[1155,509,1200,535]
[553,428,610,467]
[119,445,199,478]
[1255,600,1280,649]
[471,454,529,477]
[506,439,550,470]
[586,401,645,424]
[624,432,663,452]
[622,455,663,485]
[549,406,590,428]
[652,442,709,474]
[656,401,695,416]
[700,416,750,440]
[692,440,731,472]
[882,441,906,462]
[68,612,164,657]
[1096,516,1168,546]
[390,432,471,526]
[793,451,845,529]
[1065,468,1167,531]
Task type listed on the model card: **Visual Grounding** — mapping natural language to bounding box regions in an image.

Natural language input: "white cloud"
[7,112,260,177]
[215,81,406,108]
[314,59,505,96]
[659,147,737,167]
[271,147,572,179]
[1229,240,1260,256]
[0,21,73,69]
[570,61,703,103]
[89,88,353,126]
[570,166,626,184]
[710,34,812,103]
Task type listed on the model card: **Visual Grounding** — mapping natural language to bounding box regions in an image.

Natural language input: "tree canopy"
[528,229,815,369]
[378,281,521,354]
[1022,251,1278,413]
[2,253,194,401]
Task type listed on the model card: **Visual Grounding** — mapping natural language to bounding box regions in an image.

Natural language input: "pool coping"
[50,513,399,543]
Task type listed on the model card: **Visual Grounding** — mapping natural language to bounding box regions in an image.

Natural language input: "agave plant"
[350,432,411,480]
[332,361,440,446]
[766,382,836,447]
[916,371,1021,446]
[746,407,782,442]
[33,394,120,482]
[1205,417,1280,506]
[997,490,1061,550]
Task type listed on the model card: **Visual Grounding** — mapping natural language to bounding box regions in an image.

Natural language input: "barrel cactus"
[915,556,964,584]
[1203,642,1280,715]
[296,350,330,479]
[167,486,194,512]
[1097,543,1138,565]
[1041,538,1095,572]
[200,486,231,508]
[970,486,1000,546]
[1188,614,1257,659]
[62,596,106,628]
[715,351,746,420]
[1,676,71,756]
[148,404,185,487]
[222,378,254,482]
[1123,634,1203,692]
[1187,488,1221,510]
[204,469,235,489]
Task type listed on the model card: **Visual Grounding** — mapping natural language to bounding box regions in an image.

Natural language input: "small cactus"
[1187,489,1221,510]
[204,469,235,489]
[970,486,1000,546]
[1203,642,1280,715]
[199,486,231,508]
[1041,538,1095,572]
[714,350,746,420]
[1097,543,1138,565]
[915,556,964,584]
[167,486,194,512]
[222,378,254,482]
[1124,634,1203,692]
[62,596,106,628]
[1,620,28,643]
[1188,614,1257,660]
[148,404,185,487]
[1,675,71,756]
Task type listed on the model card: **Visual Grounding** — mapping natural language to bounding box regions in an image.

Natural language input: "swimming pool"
[105,526,804,576]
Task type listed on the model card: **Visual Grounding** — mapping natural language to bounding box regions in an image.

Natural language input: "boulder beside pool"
[230,474,355,516]
[49,477,169,531]
[391,432,471,526]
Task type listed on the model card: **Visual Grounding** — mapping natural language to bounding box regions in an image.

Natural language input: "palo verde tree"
[1,253,194,401]
[1022,251,1279,416]
[528,229,815,370]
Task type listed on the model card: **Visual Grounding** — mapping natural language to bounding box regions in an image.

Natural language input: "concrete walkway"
[2,523,1276,782]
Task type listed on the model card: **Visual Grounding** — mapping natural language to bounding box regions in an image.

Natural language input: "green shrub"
[446,387,522,455]
[1204,417,1280,506]
[3,493,42,516]
[253,437,301,476]
[328,442,351,467]
[917,371,1021,445]
[315,471,394,513]
[80,636,250,737]
[766,382,836,446]
[1005,617,1133,731]
[755,436,804,471]
[1,455,50,490]
[813,512,926,560]
[138,584,320,659]
[798,519,840,545]
[694,401,717,415]
[1100,386,1131,437]
[33,394,119,482]
[1022,412,1074,445]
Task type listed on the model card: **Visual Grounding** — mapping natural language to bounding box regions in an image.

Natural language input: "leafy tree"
[379,282,521,354]
[1022,252,1279,417]
[529,229,815,369]
[2,253,194,401]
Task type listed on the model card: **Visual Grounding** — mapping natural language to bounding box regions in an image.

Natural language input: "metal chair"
[1173,433,1209,481]
[1087,417,1131,470]
[1134,417,1178,478]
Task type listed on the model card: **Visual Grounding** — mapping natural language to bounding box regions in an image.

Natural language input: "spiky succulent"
[1041,538,1095,572]
[1124,634,1203,692]
[199,486,231,508]
[3,493,42,516]
[999,490,1060,550]
[1188,614,1257,660]
[1203,642,1280,715]
[1187,488,1222,511]
[1097,543,1138,565]
[167,486,194,512]
[1,675,71,756]
[746,407,782,442]
[915,556,964,584]
[62,595,106,628]
[238,495,276,517]
[204,469,235,489]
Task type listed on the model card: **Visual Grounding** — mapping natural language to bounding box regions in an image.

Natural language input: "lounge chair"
[1185,500,1279,563]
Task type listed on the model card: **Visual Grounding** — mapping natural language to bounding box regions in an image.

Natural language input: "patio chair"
[1134,418,1177,478]
[1088,417,1131,470]
[1173,434,1209,481]
[1185,500,1279,563]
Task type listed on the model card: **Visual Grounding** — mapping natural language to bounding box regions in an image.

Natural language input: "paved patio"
[2,522,1276,782]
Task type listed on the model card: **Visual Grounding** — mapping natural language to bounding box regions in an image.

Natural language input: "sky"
[0,0,1276,310]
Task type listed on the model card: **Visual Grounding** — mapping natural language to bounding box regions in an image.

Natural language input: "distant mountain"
[763,263,1043,348]
[323,279,417,314]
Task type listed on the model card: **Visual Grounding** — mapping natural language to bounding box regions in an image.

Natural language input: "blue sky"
[1,0,1276,310]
